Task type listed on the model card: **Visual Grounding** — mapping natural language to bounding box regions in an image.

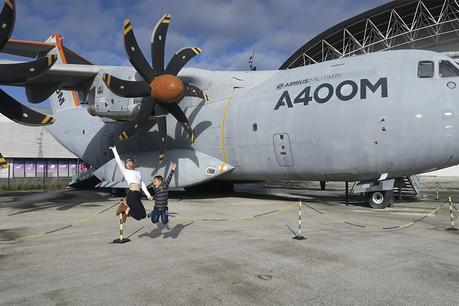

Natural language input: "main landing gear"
[367,190,394,209]
[354,179,396,209]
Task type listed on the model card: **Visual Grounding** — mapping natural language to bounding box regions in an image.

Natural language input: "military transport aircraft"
[1,0,459,208]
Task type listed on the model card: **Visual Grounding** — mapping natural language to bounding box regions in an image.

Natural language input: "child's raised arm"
[164,162,176,187]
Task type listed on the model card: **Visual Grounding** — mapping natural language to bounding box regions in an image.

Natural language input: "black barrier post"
[113,214,130,243]
[7,161,10,191]
[293,200,306,240]
[447,196,457,231]
[345,181,349,206]
[436,182,439,200]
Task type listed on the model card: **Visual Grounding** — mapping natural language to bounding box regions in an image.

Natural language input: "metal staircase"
[394,175,421,196]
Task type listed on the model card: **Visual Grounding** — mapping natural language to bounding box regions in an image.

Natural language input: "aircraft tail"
[44,34,81,113]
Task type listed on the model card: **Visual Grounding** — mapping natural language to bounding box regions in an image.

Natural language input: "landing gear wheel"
[111,188,126,197]
[367,190,394,209]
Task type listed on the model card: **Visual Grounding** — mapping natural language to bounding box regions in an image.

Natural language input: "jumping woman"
[110,146,153,223]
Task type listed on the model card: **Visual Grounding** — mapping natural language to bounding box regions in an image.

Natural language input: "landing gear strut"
[367,190,394,209]
[320,181,326,190]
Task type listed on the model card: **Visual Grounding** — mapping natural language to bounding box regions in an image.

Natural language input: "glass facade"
[0,158,79,178]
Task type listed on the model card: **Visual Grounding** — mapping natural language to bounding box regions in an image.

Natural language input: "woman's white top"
[111,147,152,199]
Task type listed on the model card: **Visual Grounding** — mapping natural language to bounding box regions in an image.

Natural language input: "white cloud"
[5,0,388,107]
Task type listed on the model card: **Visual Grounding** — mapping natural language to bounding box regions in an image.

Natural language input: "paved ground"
[0,177,458,305]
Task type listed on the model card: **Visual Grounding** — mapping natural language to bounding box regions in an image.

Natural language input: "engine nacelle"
[85,71,142,121]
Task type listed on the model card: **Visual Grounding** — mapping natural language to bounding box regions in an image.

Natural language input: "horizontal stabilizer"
[1,39,92,65]
[93,149,234,188]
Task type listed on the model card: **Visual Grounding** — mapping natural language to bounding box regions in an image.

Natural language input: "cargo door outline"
[101,133,114,162]
[273,133,294,167]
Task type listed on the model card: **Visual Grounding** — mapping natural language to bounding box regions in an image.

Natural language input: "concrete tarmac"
[0,176,458,305]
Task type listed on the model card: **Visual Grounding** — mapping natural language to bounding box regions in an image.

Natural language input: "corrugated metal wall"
[0,112,76,158]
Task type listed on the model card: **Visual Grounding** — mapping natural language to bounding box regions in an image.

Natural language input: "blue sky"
[3,0,388,108]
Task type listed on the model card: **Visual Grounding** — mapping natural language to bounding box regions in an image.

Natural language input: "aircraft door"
[273,133,294,167]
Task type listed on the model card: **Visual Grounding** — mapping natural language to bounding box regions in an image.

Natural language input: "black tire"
[367,190,394,209]
[111,188,126,197]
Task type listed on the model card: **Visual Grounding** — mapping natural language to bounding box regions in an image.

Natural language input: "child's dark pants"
[150,207,169,224]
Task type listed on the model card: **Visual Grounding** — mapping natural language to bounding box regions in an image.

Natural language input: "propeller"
[0,0,58,125]
[0,0,14,50]
[103,14,209,163]
[0,152,7,168]
[0,0,57,84]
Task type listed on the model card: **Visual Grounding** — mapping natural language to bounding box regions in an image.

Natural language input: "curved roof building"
[281,0,459,69]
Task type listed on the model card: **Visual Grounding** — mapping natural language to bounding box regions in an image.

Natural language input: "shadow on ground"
[138,222,193,239]
[0,189,112,216]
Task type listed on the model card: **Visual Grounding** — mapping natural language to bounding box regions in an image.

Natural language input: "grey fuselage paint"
[45,50,459,186]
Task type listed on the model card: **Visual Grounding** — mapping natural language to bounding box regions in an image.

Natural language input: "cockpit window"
[439,60,459,77]
[418,61,434,78]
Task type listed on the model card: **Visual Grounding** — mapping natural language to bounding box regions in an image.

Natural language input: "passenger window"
[439,60,459,77]
[418,61,434,78]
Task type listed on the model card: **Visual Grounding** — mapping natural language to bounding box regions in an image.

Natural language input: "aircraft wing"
[2,39,92,65]
[0,39,126,92]
[0,60,100,89]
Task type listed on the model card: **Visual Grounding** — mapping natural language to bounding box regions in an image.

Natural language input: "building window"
[418,61,434,78]
[37,160,46,177]
[13,159,25,178]
[47,160,58,177]
[25,160,36,178]
[252,123,257,132]
[69,160,78,176]
[58,160,69,177]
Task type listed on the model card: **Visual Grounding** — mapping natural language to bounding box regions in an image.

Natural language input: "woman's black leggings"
[126,190,146,220]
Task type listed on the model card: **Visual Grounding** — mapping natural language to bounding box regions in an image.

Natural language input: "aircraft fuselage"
[47,49,459,186]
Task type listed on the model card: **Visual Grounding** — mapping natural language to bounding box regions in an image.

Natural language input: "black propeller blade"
[151,14,171,75]
[119,97,155,141]
[0,0,14,50]
[165,47,201,76]
[0,89,55,126]
[102,73,150,98]
[163,102,195,143]
[123,19,155,83]
[184,83,209,101]
[154,103,167,163]
[0,54,57,83]
[0,152,7,168]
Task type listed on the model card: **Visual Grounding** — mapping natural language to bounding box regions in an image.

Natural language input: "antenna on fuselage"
[249,50,257,71]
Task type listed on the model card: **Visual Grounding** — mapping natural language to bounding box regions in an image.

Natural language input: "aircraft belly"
[94,149,234,188]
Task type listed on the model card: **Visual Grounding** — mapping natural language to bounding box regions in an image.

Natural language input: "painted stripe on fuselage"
[54,35,80,107]
[220,96,233,170]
